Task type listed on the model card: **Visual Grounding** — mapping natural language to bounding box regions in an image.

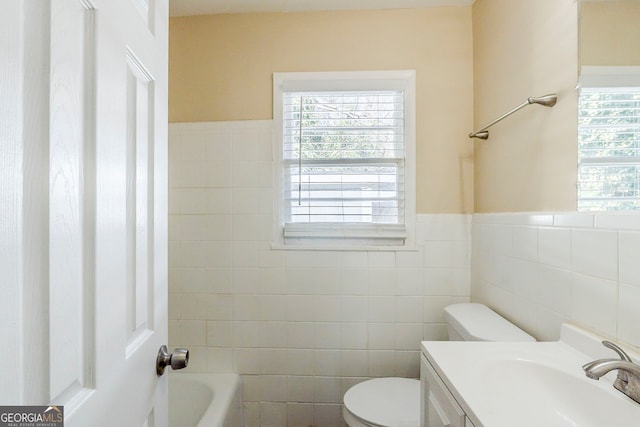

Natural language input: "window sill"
[270,243,420,252]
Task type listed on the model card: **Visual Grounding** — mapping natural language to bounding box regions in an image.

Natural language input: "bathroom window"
[578,67,640,211]
[273,71,416,246]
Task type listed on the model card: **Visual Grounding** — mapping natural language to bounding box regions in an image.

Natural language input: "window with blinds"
[578,87,640,211]
[273,71,415,246]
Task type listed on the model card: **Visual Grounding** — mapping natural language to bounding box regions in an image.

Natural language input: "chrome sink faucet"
[582,341,640,404]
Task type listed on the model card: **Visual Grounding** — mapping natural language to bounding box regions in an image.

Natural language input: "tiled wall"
[472,213,640,348]
[168,120,471,427]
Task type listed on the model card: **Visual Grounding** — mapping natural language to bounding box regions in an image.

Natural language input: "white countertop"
[421,324,640,427]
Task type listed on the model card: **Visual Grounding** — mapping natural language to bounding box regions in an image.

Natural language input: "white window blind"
[578,87,640,211]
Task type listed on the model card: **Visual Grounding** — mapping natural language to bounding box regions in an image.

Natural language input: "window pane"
[283,90,405,224]
[578,87,640,211]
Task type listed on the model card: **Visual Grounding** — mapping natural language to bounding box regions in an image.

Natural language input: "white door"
[0,0,169,426]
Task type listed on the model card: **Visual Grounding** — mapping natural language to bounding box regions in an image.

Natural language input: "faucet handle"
[602,341,632,362]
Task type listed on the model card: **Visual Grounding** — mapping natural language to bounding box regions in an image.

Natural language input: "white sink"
[422,324,640,427]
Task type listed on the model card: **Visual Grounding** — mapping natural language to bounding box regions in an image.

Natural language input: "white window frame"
[272,70,416,249]
[578,66,640,211]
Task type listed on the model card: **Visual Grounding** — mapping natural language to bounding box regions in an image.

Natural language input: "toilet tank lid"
[445,303,536,342]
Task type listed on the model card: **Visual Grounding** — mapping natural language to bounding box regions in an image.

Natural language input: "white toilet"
[342,303,535,427]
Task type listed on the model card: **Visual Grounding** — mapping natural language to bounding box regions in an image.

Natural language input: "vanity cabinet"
[420,354,475,427]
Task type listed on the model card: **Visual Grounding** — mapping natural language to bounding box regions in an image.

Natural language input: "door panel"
[0,0,168,425]
[49,0,96,406]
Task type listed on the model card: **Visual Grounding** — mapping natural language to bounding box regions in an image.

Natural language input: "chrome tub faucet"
[583,341,640,404]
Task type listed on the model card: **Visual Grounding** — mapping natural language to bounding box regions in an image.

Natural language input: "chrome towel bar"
[469,94,557,140]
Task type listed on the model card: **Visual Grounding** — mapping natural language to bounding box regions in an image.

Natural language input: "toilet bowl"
[342,303,536,427]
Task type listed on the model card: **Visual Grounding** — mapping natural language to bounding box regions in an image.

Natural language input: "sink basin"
[422,324,640,427]
[475,359,639,427]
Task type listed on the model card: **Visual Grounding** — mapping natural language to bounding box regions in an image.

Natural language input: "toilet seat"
[343,378,420,427]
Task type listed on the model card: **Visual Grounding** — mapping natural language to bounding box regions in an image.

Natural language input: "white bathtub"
[169,373,243,427]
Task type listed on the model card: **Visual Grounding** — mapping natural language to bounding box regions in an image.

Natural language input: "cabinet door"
[420,355,466,427]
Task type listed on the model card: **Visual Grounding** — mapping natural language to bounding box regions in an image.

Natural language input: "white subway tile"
[206,267,233,294]
[313,377,342,403]
[340,269,369,295]
[258,268,286,294]
[206,321,232,347]
[395,323,423,350]
[340,350,368,377]
[314,350,341,376]
[205,129,233,162]
[571,229,618,280]
[508,258,539,303]
[538,265,572,317]
[232,214,262,241]
[207,348,233,373]
[233,268,259,294]
[206,294,233,320]
[618,283,640,349]
[619,232,640,288]
[423,323,448,341]
[287,376,314,402]
[233,161,262,187]
[368,296,396,323]
[260,402,286,427]
[232,321,261,347]
[180,241,208,267]
[242,375,261,402]
[512,226,538,262]
[286,349,314,375]
[287,404,314,427]
[340,323,367,349]
[286,322,315,348]
[554,213,594,228]
[260,375,288,402]
[368,251,396,268]
[233,295,260,321]
[259,349,287,374]
[232,241,259,267]
[259,321,288,348]
[424,241,453,268]
[181,294,206,319]
[205,189,232,214]
[396,269,423,296]
[368,350,396,377]
[286,268,315,295]
[423,296,452,323]
[313,403,343,426]
[396,296,423,323]
[314,323,341,349]
[205,161,232,188]
[181,267,206,293]
[259,295,287,321]
[595,213,640,231]
[286,295,315,321]
[179,320,206,346]
[232,128,260,162]
[206,242,233,267]
[538,227,571,269]
[395,351,420,378]
[368,323,396,350]
[368,268,396,296]
[396,249,424,269]
[571,272,618,337]
[314,296,341,322]
[340,251,369,268]
[340,296,368,323]
[313,268,341,295]
[243,402,260,427]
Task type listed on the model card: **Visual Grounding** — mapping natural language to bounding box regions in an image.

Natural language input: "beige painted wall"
[472,0,579,212]
[580,1,640,66]
[169,8,474,213]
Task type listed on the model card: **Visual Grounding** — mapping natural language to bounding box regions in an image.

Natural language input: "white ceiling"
[169,0,474,17]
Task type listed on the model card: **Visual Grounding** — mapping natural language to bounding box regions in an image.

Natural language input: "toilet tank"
[444,303,536,342]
